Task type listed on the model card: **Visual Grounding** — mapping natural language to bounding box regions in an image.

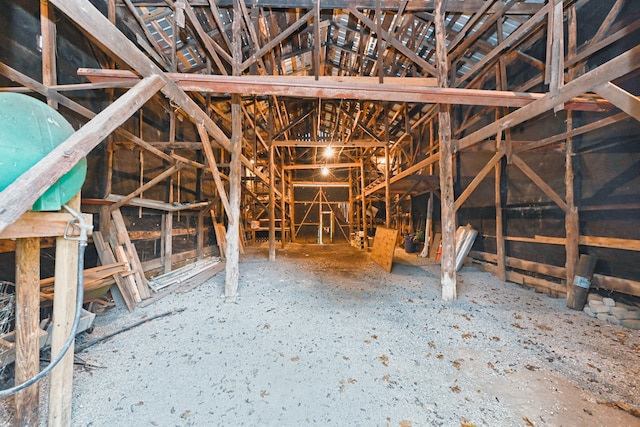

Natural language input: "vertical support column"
[268,143,276,261]
[348,170,354,240]
[196,210,205,259]
[163,212,173,273]
[565,4,580,303]
[14,237,40,426]
[48,193,80,427]
[360,159,367,248]
[281,153,286,249]
[225,3,242,298]
[384,144,391,228]
[495,158,506,281]
[41,0,57,109]
[435,0,456,300]
[288,171,296,243]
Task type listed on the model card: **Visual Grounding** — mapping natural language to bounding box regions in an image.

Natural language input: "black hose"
[0,236,87,397]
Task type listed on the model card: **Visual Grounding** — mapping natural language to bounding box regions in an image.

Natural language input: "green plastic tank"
[0,93,87,211]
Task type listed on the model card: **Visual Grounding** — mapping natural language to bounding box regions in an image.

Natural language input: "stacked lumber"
[93,209,152,313]
[40,262,127,303]
[140,258,225,307]
[149,257,222,291]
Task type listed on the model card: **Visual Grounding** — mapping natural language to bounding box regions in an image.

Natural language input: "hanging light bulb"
[324,145,334,157]
[321,166,330,176]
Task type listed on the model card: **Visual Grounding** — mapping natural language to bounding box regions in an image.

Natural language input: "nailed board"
[371,227,399,273]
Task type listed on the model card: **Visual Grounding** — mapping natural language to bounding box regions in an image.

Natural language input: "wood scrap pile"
[40,262,128,303]
[93,208,150,312]
[149,258,222,291]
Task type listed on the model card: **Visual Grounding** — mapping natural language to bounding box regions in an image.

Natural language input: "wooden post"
[435,0,456,300]
[163,212,173,274]
[385,144,391,228]
[14,237,40,425]
[565,4,581,306]
[495,157,506,281]
[196,210,204,259]
[281,152,286,249]
[348,170,354,241]
[567,254,597,310]
[225,4,242,298]
[48,193,80,427]
[41,0,57,109]
[268,143,276,260]
[360,159,368,248]
[289,171,296,243]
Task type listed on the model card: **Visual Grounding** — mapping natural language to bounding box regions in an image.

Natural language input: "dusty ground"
[2,242,640,426]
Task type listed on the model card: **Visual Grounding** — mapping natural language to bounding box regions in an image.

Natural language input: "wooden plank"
[93,232,136,312]
[592,274,640,297]
[0,211,93,239]
[469,251,567,280]
[371,227,399,273]
[429,232,441,259]
[48,195,79,427]
[111,209,149,298]
[114,245,141,303]
[0,75,165,234]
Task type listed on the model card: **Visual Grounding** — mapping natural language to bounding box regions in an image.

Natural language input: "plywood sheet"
[371,227,399,272]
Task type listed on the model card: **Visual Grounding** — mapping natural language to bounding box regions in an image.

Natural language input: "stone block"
[620,319,640,330]
[622,310,640,320]
[590,304,611,314]
[583,307,596,318]
[609,307,629,320]
[602,297,616,307]
[607,316,621,325]
[587,293,602,302]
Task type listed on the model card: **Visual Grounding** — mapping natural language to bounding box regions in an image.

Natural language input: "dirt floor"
[2,242,640,426]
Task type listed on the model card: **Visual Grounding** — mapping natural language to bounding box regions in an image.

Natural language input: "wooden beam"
[0,75,165,234]
[594,82,640,121]
[0,212,93,240]
[349,5,438,76]
[79,68,610,111]
[273,139,387,147]
[110,163,184,211]
[364,152,441,196]
[283,162,362,170]
[454,152,503,211]
[456,44,640,152]
[514,112,629,153]
[14,237,40,425]
[511,154,568,213]
[197,125,233,223]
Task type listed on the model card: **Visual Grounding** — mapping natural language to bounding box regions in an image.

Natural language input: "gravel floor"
[2,242,639,426]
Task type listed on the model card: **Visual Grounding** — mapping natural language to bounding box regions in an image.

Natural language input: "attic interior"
[0,0,639,424]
